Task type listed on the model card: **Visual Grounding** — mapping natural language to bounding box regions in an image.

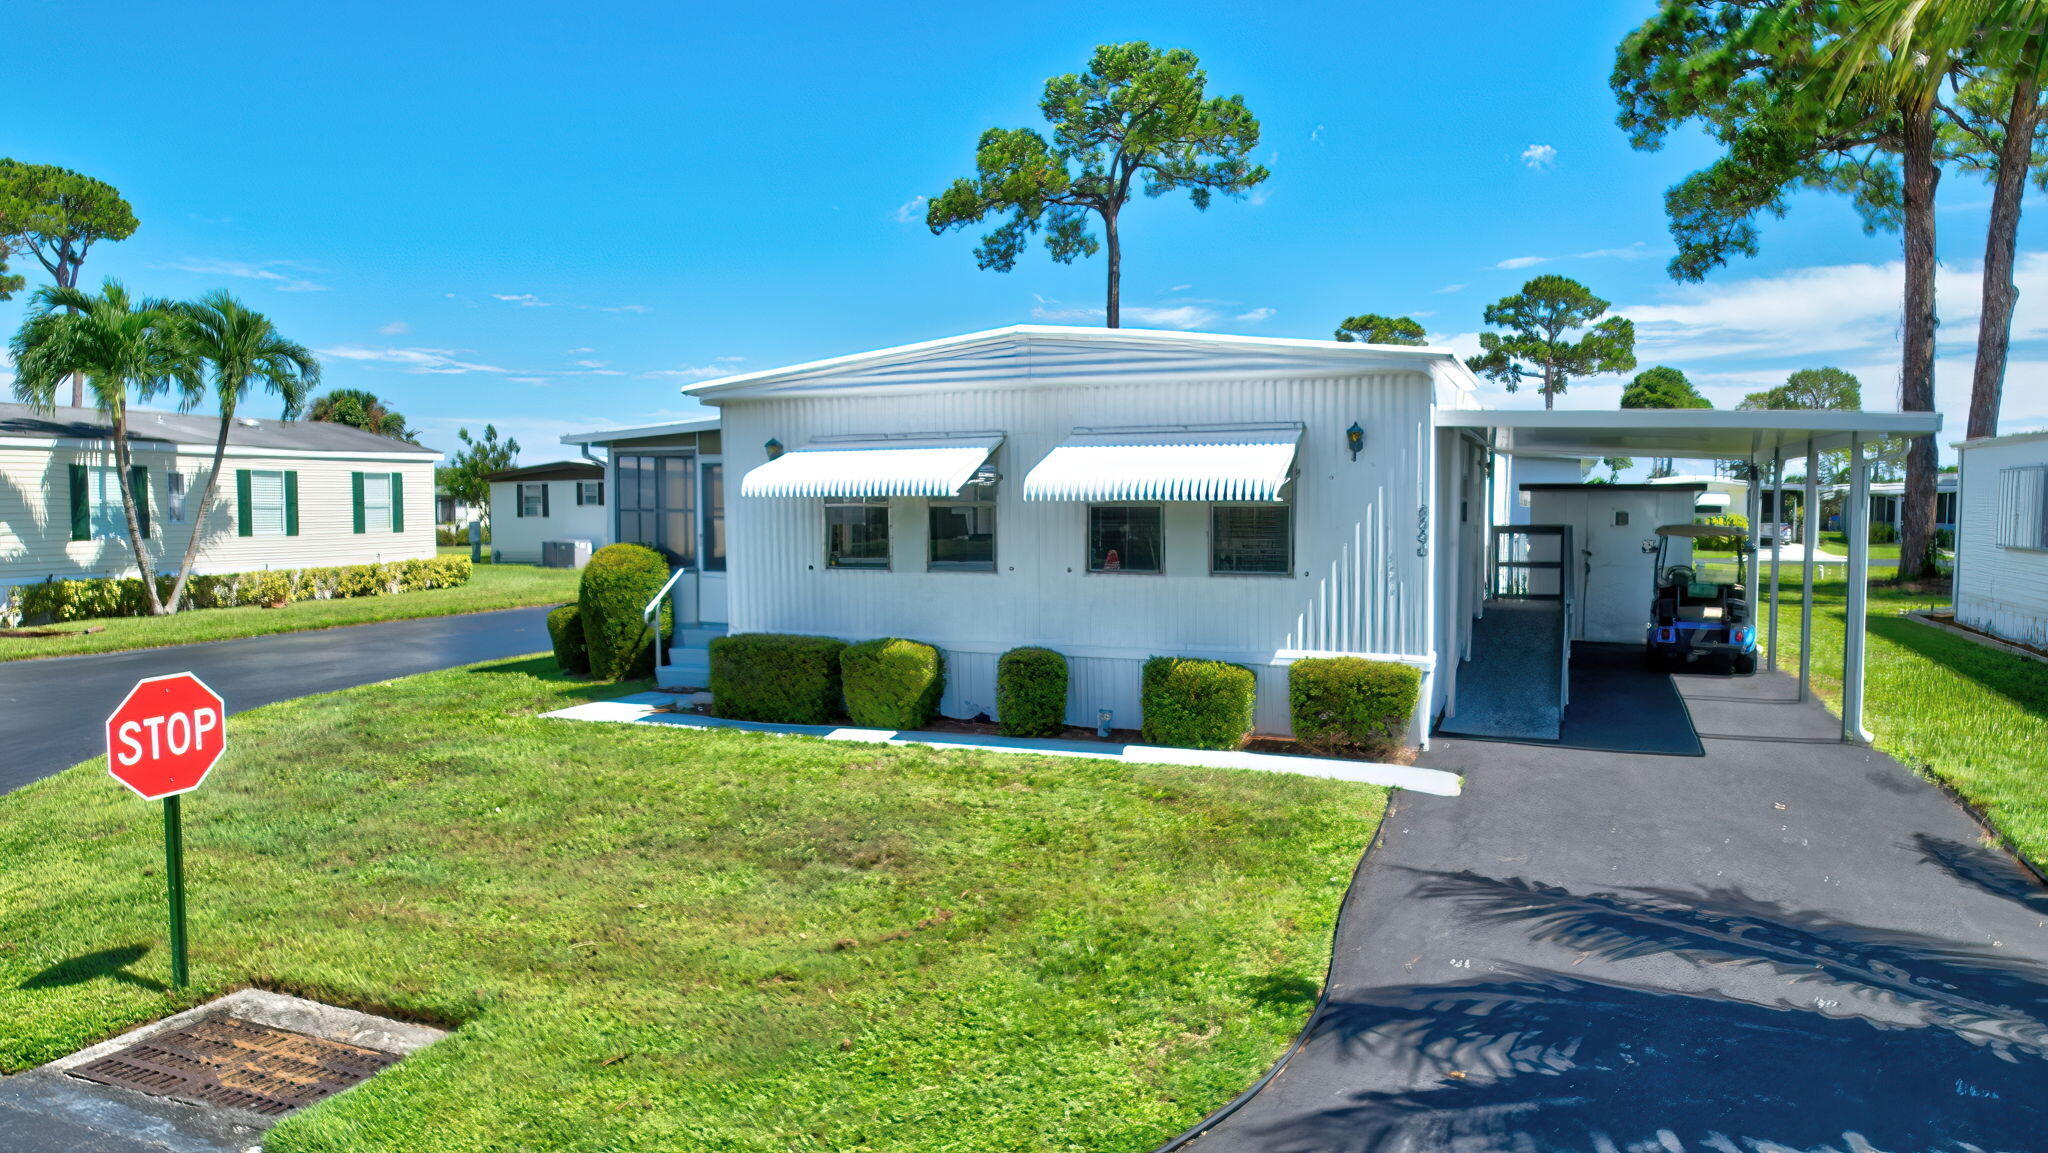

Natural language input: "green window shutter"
[513,483,524,518]
[236,469,253,537]
[285,471,300,536]
[68,463,89,541]
[390,471,404,533]
[541,483,550,518]
[574,482,584,507]
[130,465,150,538]
[352,471,366,534]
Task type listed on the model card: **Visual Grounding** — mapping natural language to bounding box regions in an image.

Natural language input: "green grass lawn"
[0,562,578,662]
[1771,580,2048,865]
[0,659,1386,1151]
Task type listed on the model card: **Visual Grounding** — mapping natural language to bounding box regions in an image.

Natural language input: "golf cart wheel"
[1734,651,1757,675]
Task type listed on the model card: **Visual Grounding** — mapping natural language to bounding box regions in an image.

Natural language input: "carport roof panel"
[1437,408,1941,462]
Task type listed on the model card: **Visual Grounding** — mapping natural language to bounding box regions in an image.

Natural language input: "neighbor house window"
[616,454,697,566]
[1995,466,2048,549]
[363,473,395,531]
[518,482,547,518]
[89,467,128,539]
[826,497,890,569]
[577,480,604,506]
[1211,504,1292,576]
[248,470,287,536]
[701,463,725,571]
[929,479,996,572]
[1088,505,1163,574]
[166,470,189,523]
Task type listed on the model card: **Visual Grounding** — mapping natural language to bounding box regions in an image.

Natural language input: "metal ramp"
[1437,525,1575,742]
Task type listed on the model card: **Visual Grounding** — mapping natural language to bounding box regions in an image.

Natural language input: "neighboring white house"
[1649,473,1747,518]
[651,325,1930,744]
[1827,475,1960,532]
[0,402,437,603]
[485,461,610,565]
[436,482,479,532]
[560,415,726,624]
[1953,430,2048,646]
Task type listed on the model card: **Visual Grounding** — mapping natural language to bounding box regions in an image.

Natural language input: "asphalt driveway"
[0,607,553,794]
[1181,663,2048,1152]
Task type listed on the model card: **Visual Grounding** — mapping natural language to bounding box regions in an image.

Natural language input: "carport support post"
[1768,449,1783,671]
[1842,435,1873,743]
[1800,448,1818,701]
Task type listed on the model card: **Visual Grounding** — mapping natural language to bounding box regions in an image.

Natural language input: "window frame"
[700,461,725,572]
[1208,501,1295,577]
[1086,503,1166,575]
[247,468,288,537]
[825,496,892,571]
[519,482,546,519]
[927,479,997,573]
[1995,465,2048,551]
[577,480,603,506]
[362,472,395,531]
[614,452,698,567]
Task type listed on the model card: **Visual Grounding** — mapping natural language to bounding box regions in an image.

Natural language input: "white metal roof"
[680,325,1480,401]
[738,434,1003,499]
[1020,424,1303,503]
[560,414,720,446]
[1438,408,1941,464]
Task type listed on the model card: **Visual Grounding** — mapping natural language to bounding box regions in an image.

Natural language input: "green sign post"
[105,673,225,989]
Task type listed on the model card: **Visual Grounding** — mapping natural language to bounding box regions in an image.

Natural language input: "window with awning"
[739,435,1004,499]
[1020,424,1303,503]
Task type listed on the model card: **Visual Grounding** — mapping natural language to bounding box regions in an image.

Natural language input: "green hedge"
[579,544,671,681]
[1287,657,1419,760]
[997,647,1068,737]
[710,633,847,724]
[1141,657,1257,751]
[1694,513,1750,554]
[842,638,946,730]
[15,556,472,623]
[547,605,588,674]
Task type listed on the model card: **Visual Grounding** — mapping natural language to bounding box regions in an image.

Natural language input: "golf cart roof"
[1655,524,1727,538]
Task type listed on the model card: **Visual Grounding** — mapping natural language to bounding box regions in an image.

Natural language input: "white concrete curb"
[545,693,1463,797]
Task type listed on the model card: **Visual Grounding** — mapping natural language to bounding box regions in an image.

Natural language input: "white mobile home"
[485,461,610,565]
[670,326,1934,745]
[0,403,437,603]
[1953,430,2048,647]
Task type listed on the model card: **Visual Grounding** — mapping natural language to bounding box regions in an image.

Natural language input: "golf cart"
[1643,523,1758,674]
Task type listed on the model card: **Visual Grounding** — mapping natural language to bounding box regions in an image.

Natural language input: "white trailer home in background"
[1953,430,2048,647]
[668,325,1935,745]
[485,461,610,566]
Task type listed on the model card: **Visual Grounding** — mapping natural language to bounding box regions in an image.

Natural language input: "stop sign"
[104,673,226,800]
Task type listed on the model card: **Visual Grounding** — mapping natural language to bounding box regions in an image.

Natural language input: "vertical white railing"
[643,567,688,667]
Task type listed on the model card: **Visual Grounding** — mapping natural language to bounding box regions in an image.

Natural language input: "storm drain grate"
[69,1016,399,1116]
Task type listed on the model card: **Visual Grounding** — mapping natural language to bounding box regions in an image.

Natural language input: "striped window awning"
[739,435,1004,499]
[1021,424,1303,503]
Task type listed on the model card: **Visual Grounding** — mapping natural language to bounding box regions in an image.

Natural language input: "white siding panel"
[1957,438,2048,646]
[488,479,612,564]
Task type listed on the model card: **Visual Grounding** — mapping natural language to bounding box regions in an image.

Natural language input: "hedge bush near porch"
[710,632,847,723]
[841,638,946,729]
[1142,656,1257,750]
[1288,657,1420,759]
[998,646,1069,737]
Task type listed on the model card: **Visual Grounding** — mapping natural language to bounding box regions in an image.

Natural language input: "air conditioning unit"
[541,539,594,569]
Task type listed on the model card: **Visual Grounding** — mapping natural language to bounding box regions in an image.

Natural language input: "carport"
[1435,408,1942,743]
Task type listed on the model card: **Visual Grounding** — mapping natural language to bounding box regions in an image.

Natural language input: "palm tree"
[10,280,193,615]
[161,292,320,613]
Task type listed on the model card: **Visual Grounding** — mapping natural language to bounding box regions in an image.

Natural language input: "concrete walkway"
[1178,665,2048,1151]
[0,606,553,794]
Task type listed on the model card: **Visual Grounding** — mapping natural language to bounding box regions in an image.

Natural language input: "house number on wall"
[1415,505,1430,557]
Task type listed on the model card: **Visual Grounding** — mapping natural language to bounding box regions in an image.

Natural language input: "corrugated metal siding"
[0,444,437,593]
[1957,440,2048,645]
[720,371,1435,734]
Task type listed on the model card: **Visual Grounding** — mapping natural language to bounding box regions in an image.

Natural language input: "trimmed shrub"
[12,556,476,624]
[1693,513,1750,554]
[1141,657,1256,751]
[710,633,847,723]
[547,604,588,674]
[1287,657,1420,760]
[841,638,946,730]
[579,543,672,681]
[997,646,1068,737]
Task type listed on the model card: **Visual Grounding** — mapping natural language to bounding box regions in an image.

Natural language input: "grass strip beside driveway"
[1772,580,2048,867]
[0,562,578,661]
[0,658,1385,1152]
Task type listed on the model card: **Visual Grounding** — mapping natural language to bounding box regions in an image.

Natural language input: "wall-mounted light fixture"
[1346,422,1365,461]
[764,438,785,459]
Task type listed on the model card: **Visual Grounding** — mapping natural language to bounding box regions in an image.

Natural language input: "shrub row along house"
[601,325,1932,746]
[0,402,438,612]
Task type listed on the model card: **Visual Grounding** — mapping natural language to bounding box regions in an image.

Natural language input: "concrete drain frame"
[1,988,445,1150]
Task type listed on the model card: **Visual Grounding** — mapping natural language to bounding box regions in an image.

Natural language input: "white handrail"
[643,566,688,665]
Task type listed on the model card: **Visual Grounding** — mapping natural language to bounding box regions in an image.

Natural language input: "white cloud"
[1521,144,1557,169]
[377,320,410,336]
[1310,124,1326,144]
[492,293,550,307]
[894,195,928,224]
[1168,284,1193,293]
[1576,242,1654,261]
[581,303,651,314]
[644,356,745,381]
[567,347,596,354]
[1237,307,1276,323]
[508,376,550,386]
[159,258,326,292]
[1495,255,1548,270]
[1435,283,1468,294]
[317,345,509,375]
[572,359,609,369]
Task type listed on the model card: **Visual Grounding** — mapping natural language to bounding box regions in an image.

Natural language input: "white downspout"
[1842,434,1873,743]
[1800,446,1819,702]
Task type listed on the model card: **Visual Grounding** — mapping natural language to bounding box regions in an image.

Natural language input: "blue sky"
[3,0,2042,467]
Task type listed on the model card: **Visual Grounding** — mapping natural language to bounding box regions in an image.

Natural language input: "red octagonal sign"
[105,673,227,800]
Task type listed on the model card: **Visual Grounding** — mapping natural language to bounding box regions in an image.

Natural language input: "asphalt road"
[1180,661,2048,1151]
[0,606,553,794]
